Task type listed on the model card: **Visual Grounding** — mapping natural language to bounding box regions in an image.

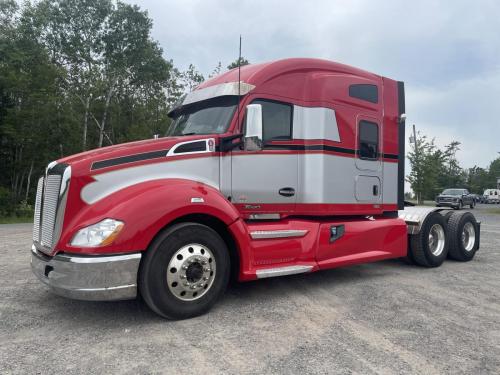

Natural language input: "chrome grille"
[32,177,44,242]
[40,174,63,247]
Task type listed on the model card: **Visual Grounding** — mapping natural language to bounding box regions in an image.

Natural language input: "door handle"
[279,187,295,197]
[373,185,379,196]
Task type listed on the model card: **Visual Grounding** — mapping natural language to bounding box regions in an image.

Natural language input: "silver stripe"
[183,81,255,106]
[250,229,308,239]
[82,157,219,204]
[293,106,340,141]
[54,252,142,264]
[256,265,313,279]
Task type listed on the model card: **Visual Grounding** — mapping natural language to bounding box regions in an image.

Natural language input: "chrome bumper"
[31,245,141,301]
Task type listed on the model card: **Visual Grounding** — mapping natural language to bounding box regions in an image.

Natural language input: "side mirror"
[244,104,263,151]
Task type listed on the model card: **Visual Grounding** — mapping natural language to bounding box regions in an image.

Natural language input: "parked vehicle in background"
[483,189,500,204]
[471,194,483,204]
[436,188,475,209]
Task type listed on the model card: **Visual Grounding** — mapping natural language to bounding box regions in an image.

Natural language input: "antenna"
[237,35,242,131]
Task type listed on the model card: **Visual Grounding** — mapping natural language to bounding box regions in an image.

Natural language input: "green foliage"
[227,57,249,70]
[0,0,187,211]
[14,200,33,217]
[407,133,469,203]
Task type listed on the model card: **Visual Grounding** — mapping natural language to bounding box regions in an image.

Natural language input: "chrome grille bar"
[40,174,63,248]
[32,177,44,242]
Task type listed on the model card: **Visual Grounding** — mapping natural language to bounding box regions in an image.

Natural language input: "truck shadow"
[38,257,412,324]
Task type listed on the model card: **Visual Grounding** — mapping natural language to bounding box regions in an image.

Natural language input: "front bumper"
[436,201,459,207]
[31,245,142,301]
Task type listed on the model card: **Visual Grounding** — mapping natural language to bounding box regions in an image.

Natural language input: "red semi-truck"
[31,58,480,319]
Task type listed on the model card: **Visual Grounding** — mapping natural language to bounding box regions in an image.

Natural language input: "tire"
[443,210,454,223]
[469,201,475,209]
[409,212,448,267]
[139,222,230,320]
[447,212,479,262]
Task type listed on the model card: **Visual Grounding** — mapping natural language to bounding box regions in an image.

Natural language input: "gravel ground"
[1,205,499,374]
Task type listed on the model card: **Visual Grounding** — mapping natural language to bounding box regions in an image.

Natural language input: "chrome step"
[256,265,313,279]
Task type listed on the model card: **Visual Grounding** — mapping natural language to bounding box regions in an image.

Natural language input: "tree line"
[407,131,500,204]
[0,0,246,217]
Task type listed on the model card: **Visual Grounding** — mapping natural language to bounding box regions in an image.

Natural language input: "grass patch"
[486,207,500,215]
[0,216,33,224]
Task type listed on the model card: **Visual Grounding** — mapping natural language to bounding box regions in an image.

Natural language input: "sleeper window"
[358,120,379,160]
[252,100,292,143]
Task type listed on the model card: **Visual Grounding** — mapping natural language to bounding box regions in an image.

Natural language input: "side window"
[349,84,378,104]
[358,120,379,160]
[252,99,292,143]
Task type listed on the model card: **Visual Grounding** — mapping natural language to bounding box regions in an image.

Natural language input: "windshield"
[167,96,238,136]
[442,189,464,195]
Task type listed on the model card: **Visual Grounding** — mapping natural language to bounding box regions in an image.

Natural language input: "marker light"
[71,219,124,247]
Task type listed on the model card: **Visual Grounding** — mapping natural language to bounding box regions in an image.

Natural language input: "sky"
[127,0,500,172]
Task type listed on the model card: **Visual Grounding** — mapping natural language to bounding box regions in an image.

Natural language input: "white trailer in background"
[483,189,500,204]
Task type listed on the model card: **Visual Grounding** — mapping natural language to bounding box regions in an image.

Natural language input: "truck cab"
[30,58,480,319]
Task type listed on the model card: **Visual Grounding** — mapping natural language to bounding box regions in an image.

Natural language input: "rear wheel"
[447,212,479,261]
[409,212,448,267]
[139,222,230,319]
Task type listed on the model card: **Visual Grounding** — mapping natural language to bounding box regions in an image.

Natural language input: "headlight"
[71,218,124,247]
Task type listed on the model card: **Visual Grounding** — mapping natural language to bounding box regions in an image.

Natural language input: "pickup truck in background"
[436,188,475,209]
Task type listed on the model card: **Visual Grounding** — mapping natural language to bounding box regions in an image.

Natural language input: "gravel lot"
[1,205,499,374]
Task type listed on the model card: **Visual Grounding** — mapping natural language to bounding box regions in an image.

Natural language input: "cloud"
[128,0,500,169]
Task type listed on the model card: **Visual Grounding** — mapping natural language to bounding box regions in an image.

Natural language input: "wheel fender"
[58,178,242,254]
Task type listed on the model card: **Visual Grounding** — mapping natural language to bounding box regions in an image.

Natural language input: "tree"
[407,132,445,203]
[227,57,249,70]
[0,0,182,211]
[180,64,204,92]
[209,62,222,78]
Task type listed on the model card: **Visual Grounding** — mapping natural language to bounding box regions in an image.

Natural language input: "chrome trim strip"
[248,213,281,220]
[166,138,215,156]
[256,265,313,279]
[183,81,255,106]
[250,229,308,240]
[51,165,71,250]
[54,252,142,264]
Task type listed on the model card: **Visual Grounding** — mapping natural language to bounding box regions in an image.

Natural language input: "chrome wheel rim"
[428,223,445,256]
[167,243,216,301]
[462,222,476,251]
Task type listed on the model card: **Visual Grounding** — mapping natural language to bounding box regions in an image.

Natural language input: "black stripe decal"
[264,144,398,159]
[397,81,406,210]
[91,149,169,170]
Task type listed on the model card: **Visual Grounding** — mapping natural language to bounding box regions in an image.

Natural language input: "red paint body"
[51,58,408,281]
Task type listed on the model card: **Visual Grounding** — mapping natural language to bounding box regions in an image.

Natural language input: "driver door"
[231,99,298,215]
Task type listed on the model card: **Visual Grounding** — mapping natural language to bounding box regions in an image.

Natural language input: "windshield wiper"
[181,132,197,136]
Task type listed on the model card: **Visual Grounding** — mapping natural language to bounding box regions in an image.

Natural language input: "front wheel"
[469,201,475,209]
[139,222,230,319]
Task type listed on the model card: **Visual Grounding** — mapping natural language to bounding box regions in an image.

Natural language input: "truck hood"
[437,194,460,199]
[57,135,216,176]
